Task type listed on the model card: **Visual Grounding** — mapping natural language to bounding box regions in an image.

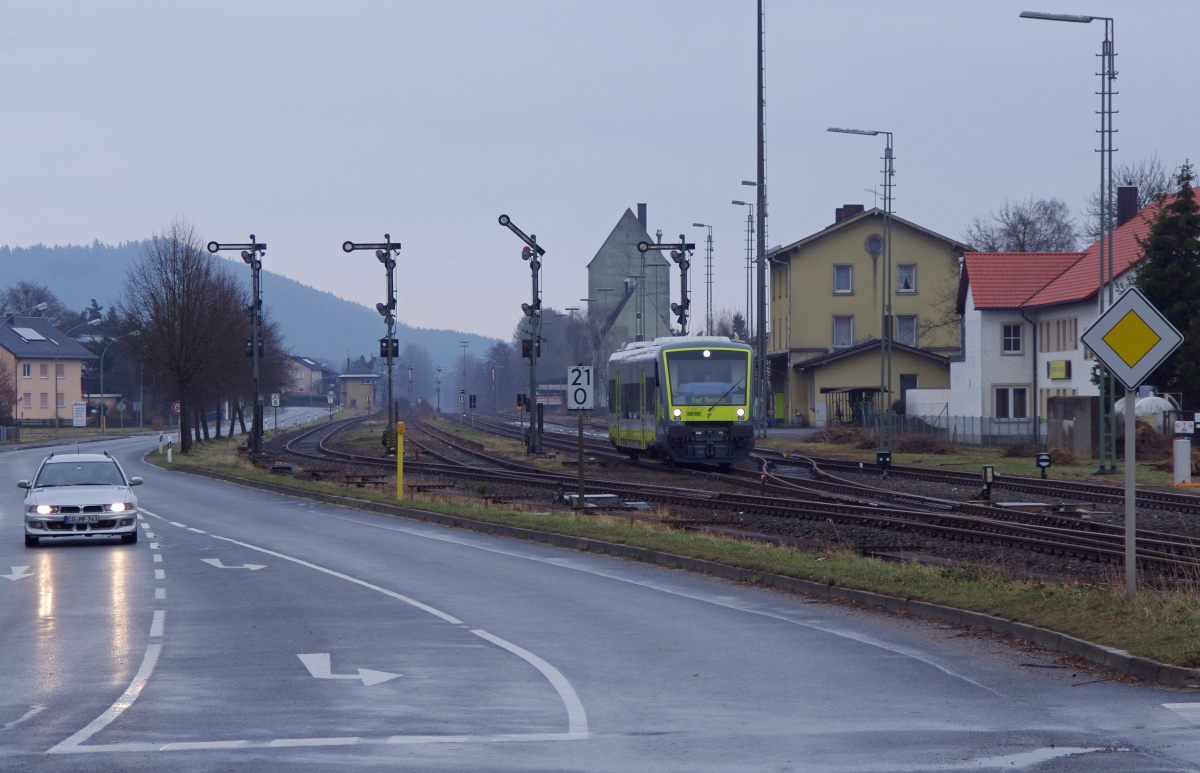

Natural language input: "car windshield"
[35,461,125,487]
[666,349,750,406]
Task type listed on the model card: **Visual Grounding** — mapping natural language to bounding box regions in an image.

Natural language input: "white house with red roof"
[942,188,1158,428]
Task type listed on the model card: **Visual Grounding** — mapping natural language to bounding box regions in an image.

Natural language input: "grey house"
[586,205,673,362]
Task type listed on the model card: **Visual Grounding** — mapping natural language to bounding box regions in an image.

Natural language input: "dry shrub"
[1115,421,1174,462]
[1002,444,1036,458]
[1048,447,1078,466]
[892,435,957,455]
[804,426,871,445]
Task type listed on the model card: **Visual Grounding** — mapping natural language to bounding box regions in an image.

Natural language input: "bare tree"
[1,281,70,325]
[118,221,247,453]
[964,198,1078,252]
[1082,155,1175,241]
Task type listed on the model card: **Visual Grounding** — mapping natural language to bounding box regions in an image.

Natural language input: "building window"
[57,393,65,408]
[832,316,854,348]
[56,363,64,379]
[897,264,917,293]
[39,393,48,409]
[22,393,31,409]
[896,315,917,346]
[995,386,1028,419]
[1002,324,1023,354]
[22,363,31,378]
[833,265,853,294]
[39,363,48,379]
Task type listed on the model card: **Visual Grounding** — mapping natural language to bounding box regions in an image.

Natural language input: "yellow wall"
[339,378,376,412]
[770,214,963,359]
[789,347,951,425]
[2,351,88,422]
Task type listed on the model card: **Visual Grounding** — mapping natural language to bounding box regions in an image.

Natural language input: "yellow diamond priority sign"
[1081,288,1183,390]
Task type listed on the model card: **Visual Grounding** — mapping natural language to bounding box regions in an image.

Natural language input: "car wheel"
[24,535,39,547]
[122,531,137,544]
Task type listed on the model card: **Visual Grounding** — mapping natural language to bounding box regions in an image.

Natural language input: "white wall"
[949,286,983,416]
[906,388,950,417]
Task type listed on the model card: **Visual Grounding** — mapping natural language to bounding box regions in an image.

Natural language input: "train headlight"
[703,350,711,358]
[672,408,682,419]
[736,408,745,418]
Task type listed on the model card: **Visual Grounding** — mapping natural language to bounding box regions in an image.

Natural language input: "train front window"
[666,349,749,406]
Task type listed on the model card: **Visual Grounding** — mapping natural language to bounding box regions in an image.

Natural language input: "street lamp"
[208,236,267,453]
[828,127,895,457]
[1020,10,1117,471]
[99,331,140,434]
[54,318,101,439]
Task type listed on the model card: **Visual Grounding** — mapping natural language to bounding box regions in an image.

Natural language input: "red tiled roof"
[1023,199,1163,307]
[963,196,1168,311]
[963,252,1081,309]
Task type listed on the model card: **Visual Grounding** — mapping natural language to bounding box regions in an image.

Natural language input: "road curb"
[167,462,1200,690]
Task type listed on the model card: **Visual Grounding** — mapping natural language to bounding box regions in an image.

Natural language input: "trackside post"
[396,422,405,501]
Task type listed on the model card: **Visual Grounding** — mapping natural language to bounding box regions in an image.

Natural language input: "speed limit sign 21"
[566,366,593,410]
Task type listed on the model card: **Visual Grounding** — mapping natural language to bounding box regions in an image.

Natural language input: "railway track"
[273,416,1200,576]
[755,447,1200,516]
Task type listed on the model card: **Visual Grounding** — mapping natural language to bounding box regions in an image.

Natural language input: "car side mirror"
[16,480,29,489]
[129,477,143,487]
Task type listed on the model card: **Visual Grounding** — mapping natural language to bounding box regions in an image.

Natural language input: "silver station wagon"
[20,452,142,547]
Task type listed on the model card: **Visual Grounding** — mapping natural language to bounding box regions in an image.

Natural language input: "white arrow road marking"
[1164,703,1200,724]
[200,558,265,571]
[2,704,46,730]
[297,654,400,687]
[2,566,32,581]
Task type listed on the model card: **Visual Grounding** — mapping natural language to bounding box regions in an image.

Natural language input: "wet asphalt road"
[4,425,1200,771]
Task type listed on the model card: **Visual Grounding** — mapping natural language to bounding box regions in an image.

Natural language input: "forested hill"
[0,240,497,369]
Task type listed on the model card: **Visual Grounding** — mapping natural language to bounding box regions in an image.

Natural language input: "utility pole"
[460,341,470,418]
[731,201,756,337]
[498,214,546,454]
[343,235,401,451]
[754,0,768,439]
[639,236,695,336]
[208,236,266,453]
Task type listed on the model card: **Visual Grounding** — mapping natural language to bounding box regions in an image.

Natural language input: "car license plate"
[64,515,102,524]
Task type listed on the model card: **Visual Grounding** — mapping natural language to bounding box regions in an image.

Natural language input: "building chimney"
[637,203,647,232]
[1116,186,1139,228]
[835,207,845,223]
[842,204,865,219]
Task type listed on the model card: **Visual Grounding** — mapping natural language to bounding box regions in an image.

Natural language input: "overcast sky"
[1,1,1195,339]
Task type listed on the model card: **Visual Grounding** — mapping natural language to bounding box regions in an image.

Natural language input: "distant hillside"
[0,240,497,369]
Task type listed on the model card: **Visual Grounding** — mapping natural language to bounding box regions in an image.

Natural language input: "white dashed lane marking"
[154,569,165,580]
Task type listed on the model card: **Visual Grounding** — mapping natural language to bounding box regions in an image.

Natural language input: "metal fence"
[865,413,1046,448]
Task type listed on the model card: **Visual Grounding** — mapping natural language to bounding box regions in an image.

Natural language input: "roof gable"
[586,208,669,270]
[0,317,97,360]
[775,208,973,259]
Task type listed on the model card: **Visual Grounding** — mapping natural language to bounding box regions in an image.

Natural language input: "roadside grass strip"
[151,438,1200,672]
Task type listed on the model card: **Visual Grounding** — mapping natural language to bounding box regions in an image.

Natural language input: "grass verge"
[152,435,1200,669]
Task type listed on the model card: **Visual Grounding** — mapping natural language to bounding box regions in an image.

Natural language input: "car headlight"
[109,502,127,512]
[672,408,682,419]
[36,504,53,514]
[736,408,746,418]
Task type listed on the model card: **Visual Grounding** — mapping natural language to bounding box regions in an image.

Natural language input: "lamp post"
[828,127,895,456]
[692,224,715,334]
[730,201,756,340]
[99,331,139,434]
[208,236,267,453]
[498,214,546,454]
[54,318,101,438]
[1020,9,1117,472]
[343,235,402,449]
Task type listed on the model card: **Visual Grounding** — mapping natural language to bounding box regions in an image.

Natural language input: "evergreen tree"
[1135,162,1200,393]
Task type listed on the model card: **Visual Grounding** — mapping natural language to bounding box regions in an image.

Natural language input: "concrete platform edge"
[168,463,1200,690]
